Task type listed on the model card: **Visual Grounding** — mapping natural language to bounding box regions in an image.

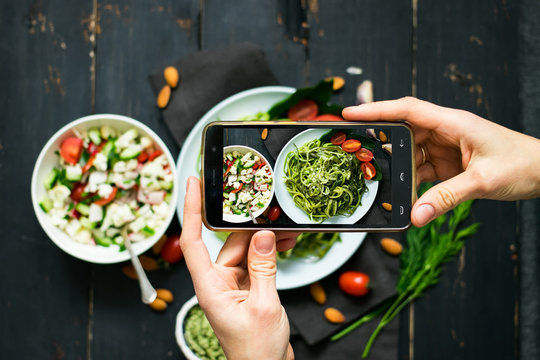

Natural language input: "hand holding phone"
[201,121,415,232]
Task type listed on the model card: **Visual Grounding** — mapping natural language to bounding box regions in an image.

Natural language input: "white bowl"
[175,296,202,360]
[222,145,274,223]
[31,114,178,264]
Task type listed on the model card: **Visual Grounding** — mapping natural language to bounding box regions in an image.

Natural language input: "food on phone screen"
[39,126,174,249]
[283,130,381,223]
[223,149,273,218]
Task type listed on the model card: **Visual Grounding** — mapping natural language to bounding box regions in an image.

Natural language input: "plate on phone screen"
[175,86,366,290]
[274,128,379,225]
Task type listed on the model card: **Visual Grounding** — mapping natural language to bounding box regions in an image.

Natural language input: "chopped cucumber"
[88,128,102,145]
[160,181,173,191]
[141,226,155,236]
[43,168,59,190]
[75,203,90,216]
[79,217,96,229]
[119,145,141,160]
[95,234,112,247]
[101,141,114,157]
[65,165,82,181]
[39,195,53,213]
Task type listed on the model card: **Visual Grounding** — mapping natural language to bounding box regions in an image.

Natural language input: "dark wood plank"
[202,0,306,87]
[518,1,540,359]
[307,0,412,104]
[0,0,94,359]
[91,1,199,359]
[414,0,520,359]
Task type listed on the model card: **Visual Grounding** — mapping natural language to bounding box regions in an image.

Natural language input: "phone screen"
[202,121,414,231]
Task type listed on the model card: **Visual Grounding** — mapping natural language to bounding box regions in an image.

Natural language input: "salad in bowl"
[222,145,274,223]
[31,114,178,263]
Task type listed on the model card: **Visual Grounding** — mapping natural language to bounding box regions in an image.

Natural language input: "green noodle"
[283,139,367,222]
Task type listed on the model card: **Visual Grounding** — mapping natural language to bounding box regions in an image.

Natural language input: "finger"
[247,231,279,304]
[342,97,452,131]
[179,177,212,278]
[276,238,297,252]
[275,231,301,242]
[415,144,428,167]
[411,172,479,227]
[215,232,252,266]
[416,162,437,185]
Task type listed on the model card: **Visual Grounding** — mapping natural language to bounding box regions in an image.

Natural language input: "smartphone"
[201,121,415,232]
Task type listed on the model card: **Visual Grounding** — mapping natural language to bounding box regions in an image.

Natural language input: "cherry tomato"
[148,149,163,162]
[267,206,282,221]
[94,187,118,206]
[355,148,374,162]
[231,183,243,193]
[137,151,149,163]
[339,271,370,296]
[60,137,83,165]
[161,234,183,264]
[360,162,376,180]
[224,164,233,177]
[314,114,343,121]
[287,99,318,120]
[70,183,90,202]
[341,139,362,153]
[330,132,347,145]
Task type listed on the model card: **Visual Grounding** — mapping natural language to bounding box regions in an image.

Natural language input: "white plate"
[274,129,379,224]
[176,86,365,290]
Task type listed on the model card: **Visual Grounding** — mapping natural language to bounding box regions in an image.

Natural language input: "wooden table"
[2,1,538,359]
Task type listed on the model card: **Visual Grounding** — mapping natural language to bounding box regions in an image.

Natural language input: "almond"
[149,298,167,311]
[121,264,138,280]
[380,237,403,256]
[382,202,392,212]
[163,66,179,88]
[379,131,388,143]
[139,255,159,271]
[156,288,174,303]
[152,234,168,255]
[324,307,346,324]
[157,85,171,108]
[261,128,268,140]
[326,76,345,91]
[309,282,327,305]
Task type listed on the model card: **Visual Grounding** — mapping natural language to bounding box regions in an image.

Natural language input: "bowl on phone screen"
[222,145,274,223]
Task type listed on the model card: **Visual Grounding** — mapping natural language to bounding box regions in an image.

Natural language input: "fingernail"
[416,204,435,226]
[254,234,274,255]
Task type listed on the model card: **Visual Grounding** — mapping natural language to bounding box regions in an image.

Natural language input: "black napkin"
[149,43,279,147]
[281,235,400,344]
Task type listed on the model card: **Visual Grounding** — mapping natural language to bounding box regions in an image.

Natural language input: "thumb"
[412,172,479,227]
[247,231,279,303]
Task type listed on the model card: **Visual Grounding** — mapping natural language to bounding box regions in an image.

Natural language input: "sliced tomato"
[137,151,149,163]
[330,132,347,145]
[224,164,234,178]
[314,114,343,121]
[70,183,90,202]
[341,139,362,153]
[60,137,83,165]
[148,149,163,162]
[82,155,95,173]
[94,187,118,206]
[361,162,376,180]
[231,184,243,193]
[287,99,318,120]
[355,148,374,162]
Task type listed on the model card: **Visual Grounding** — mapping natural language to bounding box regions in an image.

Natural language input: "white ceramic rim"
[175,295,202,360]
[222,145,275,223]
[31,114,179,264]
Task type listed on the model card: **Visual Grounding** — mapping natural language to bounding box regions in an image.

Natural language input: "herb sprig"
[331,185,480,358]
